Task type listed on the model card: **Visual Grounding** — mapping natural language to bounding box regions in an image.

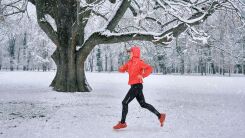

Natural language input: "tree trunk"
[0,48,2,70]
[90,52,94,72]
[242,44,244,75]
[180,58,184,75]
[211,62,216,74]
[10,58,14,71]
[105,55,108,72]
[110,53,113,72]
[50,47,92,92]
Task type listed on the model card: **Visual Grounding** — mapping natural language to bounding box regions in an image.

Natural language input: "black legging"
[121,83,161,123]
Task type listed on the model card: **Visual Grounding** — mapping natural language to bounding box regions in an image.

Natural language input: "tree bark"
[50,47,92,92]
[43,0,92,92]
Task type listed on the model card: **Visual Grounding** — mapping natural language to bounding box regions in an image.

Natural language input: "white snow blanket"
[0,72,245,138]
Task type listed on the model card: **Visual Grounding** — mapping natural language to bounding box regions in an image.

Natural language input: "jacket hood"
[131,46,140,58]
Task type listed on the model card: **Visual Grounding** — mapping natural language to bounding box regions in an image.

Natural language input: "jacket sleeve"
[141,61,153,78]
[118,62,128,73]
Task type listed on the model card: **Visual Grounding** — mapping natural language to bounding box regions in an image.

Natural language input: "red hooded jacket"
[118,46,153,85]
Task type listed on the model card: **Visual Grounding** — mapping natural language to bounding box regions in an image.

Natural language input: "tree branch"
[109,0,116,4]
[77,0,222,60]
[145,17,177,29]
[129,5,137,16]
[74,6,93,45]
[91,10,108,21]
[37,18,59,46]
[28,0,35,5]
[106,0,131,31]
[35,1,58,46]
[2,0,28,17]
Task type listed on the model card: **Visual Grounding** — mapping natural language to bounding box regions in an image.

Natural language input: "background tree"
[8,35,16,71]
[96,46,103,72]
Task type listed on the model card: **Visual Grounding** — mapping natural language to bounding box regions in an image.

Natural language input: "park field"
[0,72,245,138]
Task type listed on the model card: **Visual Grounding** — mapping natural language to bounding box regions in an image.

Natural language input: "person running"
[113,46,166,129]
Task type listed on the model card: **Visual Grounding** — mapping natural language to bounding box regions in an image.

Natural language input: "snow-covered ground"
[0,71,245,138]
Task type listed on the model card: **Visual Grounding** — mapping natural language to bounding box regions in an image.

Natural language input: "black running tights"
[121,83,161,123]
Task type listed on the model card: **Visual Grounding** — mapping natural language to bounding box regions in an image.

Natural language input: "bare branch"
[77,0,223,61]
[106,0,131,31]
[3,10,24,16]
[224,0,245,26]
[28,0,35,5]
[35,1,58,46]
[91,10,108,21]
[145,16,177,29]
[2,0,28,17]
[109,0,116,4]
[154,0,219,24]
[37,18,58,46]
[2,0,22,8]
[129,5,137,16]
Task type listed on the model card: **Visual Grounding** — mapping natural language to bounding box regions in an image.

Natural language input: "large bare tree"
[27,0,244,92]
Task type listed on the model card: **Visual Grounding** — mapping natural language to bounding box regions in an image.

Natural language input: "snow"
[155,0,209,24]
[0,71,245,138]
[191,35,209,45]
[101,30,161,37]
[172,12,207,24]
[38,14,57,32]
[153,32,173,44]
[44,14,57,32]
[187,26,209,44]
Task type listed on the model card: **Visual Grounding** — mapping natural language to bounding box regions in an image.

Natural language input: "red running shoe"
[159,113,166,127]
[113,122,127,129]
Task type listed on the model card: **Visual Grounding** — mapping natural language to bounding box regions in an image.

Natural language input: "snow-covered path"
[0,72,245,138]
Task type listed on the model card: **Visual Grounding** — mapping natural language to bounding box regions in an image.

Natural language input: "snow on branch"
[77,0,238,61]
[152,32,173,45]
[104,0,131,31]
[42,14,57,32]
[187,26,209,45]
[224,0,245,27]
[82,28,174,49]
[37,18,58,46]
[36,4,58,46]
[1,0,28,17]
[91,10,108,21]
[101,30,161,37]
[154,0,219,24]
[79,1,221,53]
